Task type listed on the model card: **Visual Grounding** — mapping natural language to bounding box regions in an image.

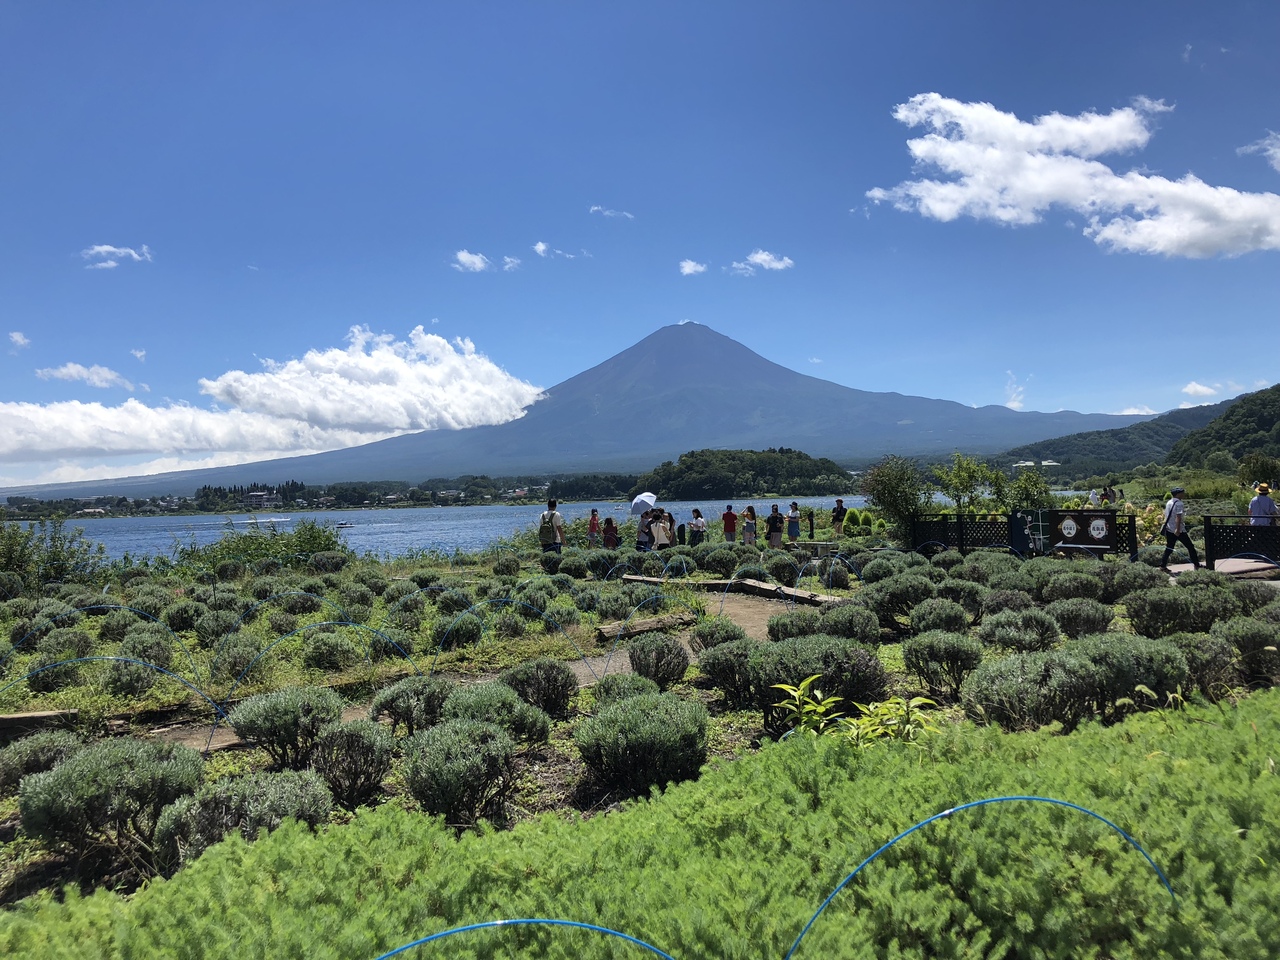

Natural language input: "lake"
[65,495,869,560]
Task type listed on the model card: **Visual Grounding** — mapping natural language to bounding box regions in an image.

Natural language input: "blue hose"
[370,918,677,960]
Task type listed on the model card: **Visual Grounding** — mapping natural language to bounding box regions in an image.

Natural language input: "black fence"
[1203,516,1280,569]
[910,511,1137,558]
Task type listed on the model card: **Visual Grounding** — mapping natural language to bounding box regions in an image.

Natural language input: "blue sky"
[3,3,1279,487]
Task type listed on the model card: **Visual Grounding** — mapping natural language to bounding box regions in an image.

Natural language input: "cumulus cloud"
[1,327,544,483]
[502,256,521,272]
[36,363,134,391]
[131,349,146,362]
[1239,132,1280,173]
[1182,381,1219,397]
[679,259,707,275]
[533,241,548,257]
[808,357,822,364]
[1115,405,1157,415]
[866,93,1280,258]
[452,250,491,272]
[9,332,29,349]
[727,249,795,276]
[589,205,634,219]
[81,244,152,270]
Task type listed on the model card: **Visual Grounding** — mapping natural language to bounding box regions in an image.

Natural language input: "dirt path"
[152,592,793,752]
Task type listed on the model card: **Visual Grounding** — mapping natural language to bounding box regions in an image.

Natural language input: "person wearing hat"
[832,498,848,539]
[1249,483,1278,526]
[786,501,801,543]
[1160,486,1201,573]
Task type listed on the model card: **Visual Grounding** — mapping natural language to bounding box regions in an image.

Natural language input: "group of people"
[1088,485,1124,506]
[539,497,853,554]
[1158,481,1278,572]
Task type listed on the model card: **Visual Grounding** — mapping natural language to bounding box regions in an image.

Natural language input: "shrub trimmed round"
[311,719,394,811]
[498,657,578,719]
[981,589,1035,620]
[1044,597,1114,640]
[697,638,758,709]
[754,634,887,735]
[817,603,881,644]
[1040,572,1104,603]
[1211,616,1280,687]
[404,719,515,826]
[591,673,660,708]
[978,608,1060,652]
[903,630,983,699]
[626,632,690,690]
[909,597,969,636]
[154,770,331,875]
[961,651,1094,733]
[442,681,550,744]
[574,692,707,796]
[1111,562,1169,599]
[766,609,821,642]
[935,578,989,619]
[228,685,343,769]
[860,573,937,630]
[1163,631,1239,698]
[0,730,82,793]
[690,616,748,651]
[369,674,453,736]
[433,611,483,649]
[303,630,363,672]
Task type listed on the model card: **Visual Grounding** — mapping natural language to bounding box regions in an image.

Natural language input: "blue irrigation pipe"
[370,918,677,960]
[783,795,1176,960]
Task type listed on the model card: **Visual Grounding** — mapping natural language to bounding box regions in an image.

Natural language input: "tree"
[932,453,1003,515]
[1239,453,1280,487]
[861,455,931,544]
[998,468,1054,512]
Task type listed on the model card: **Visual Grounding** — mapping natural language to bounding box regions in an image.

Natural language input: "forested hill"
[1166,383,1280,467]
[997,398,1239,476]
[628,449,850,500]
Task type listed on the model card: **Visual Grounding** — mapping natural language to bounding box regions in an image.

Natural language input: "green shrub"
[961,650,1095,732]
[662,554,697,578]
[764,553,799,588]
[214,559,245,582]
[311,719,394,811]
[310,551,349,573]
[591,673,660,707]
[557,554,590,579]
[575,693,707,796]
[498,657,578,719]
[36,625,93,658]
[433,611,483,649]
[935,578,988,618]
[860,573,937,630]
[383,580,424,612]
[1211,617,1280,687]
[281,591,324,615]
[859,556,904,583]
[195,609,240,649]
[153,770,332,875]
[903,630,984,699]
[1111,562,1170,599]
[369,674,453,736]
[816,603,881,644]
[1040,572,1103,603]
[211,632,266,683]
[1128,586,1242,637]
[442,681,550,744]
[733,562,770,582]
[408,569,441,589]
[0,729,82,793]
[987,569,1037,594]
[815,557,850,589]
[228,686,344,769]
[697,638,758,709]
[1163,631,1239,698]
[930,550,965,571]
[1044,597,1114,639]
[404,720,514,826]
[98,607,140,646]
[909,597,969,635]
[583,549,620,580]
[703,548,740,578]
[538,551,563,575]
[544,596,581,628]
[19,738,201,863]
[248,575,285,600]
[689,616,748,651]
[1230,579,1277,617]
[1174,569,1232,591]
[302,630,363,672]
[1063,633,1188,721]
[351,568,389,596]
[26,652,81,693]
[490,606,526,639]
[435,587,474,616]
[754,634,887,734]
[766,609,821,642]
[594,591,634,623]
[626,632,690,690]
[980,589,1035,620]
[492,553,521,577]
[977,608,1060,652]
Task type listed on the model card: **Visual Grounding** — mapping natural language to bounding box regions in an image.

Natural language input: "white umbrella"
[631,491,657,514]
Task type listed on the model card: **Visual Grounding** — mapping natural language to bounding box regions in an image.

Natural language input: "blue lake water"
[67,495,869,560]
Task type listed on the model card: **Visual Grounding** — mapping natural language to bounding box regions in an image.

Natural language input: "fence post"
[955,514,966,555]
[1204,517,1216,571]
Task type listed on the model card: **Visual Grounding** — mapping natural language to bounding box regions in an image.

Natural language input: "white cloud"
[1182,43,1192,64]
[867,93,1280,258]
[533,241,548,257]
[1,327,544,482]
[589,205,634,220]
[1182,381,1219,397]
[502,256,521,272]
[727,261,756,276]
[131,349,146,362]
[1115,405,1157,415]
[1239,132,1280,174]
[746,249,794,271]
[9,332,29,349]
[452,250,491,272]
[808,357,822,364]
[1004,370,1029,411]
[36,362,134,391]
[679,259,707,275]
[81,244,152,270]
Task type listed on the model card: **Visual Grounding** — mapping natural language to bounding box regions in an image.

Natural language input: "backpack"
[538,511,557,544]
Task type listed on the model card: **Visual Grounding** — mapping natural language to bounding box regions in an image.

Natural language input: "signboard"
[1050,510,1118,552]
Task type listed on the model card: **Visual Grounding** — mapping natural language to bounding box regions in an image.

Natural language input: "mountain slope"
[999,397,1240,475]
[1166,383,1280,467]
[3,323,1154,498]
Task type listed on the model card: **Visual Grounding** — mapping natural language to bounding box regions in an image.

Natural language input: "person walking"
[1249,483,1278,526]
[831,498,848,539]
[742,505,758,546]
[1160,486,1201,573]
[538,499,565,554]
[689,508,707,546]
[721,505,738,543]
[766,504,785,549]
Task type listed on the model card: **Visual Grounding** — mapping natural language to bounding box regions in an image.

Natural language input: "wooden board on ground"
[619,574,840,606]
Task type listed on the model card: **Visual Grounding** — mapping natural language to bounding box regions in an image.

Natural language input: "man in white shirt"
[1160,486,1200,573]
[1249,483,1278,526]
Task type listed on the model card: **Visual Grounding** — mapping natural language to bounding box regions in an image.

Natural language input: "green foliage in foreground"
[6,692,1280,958]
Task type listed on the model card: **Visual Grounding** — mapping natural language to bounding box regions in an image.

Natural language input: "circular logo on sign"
[1089,518,1109,541]
[1059,517,1078,538]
